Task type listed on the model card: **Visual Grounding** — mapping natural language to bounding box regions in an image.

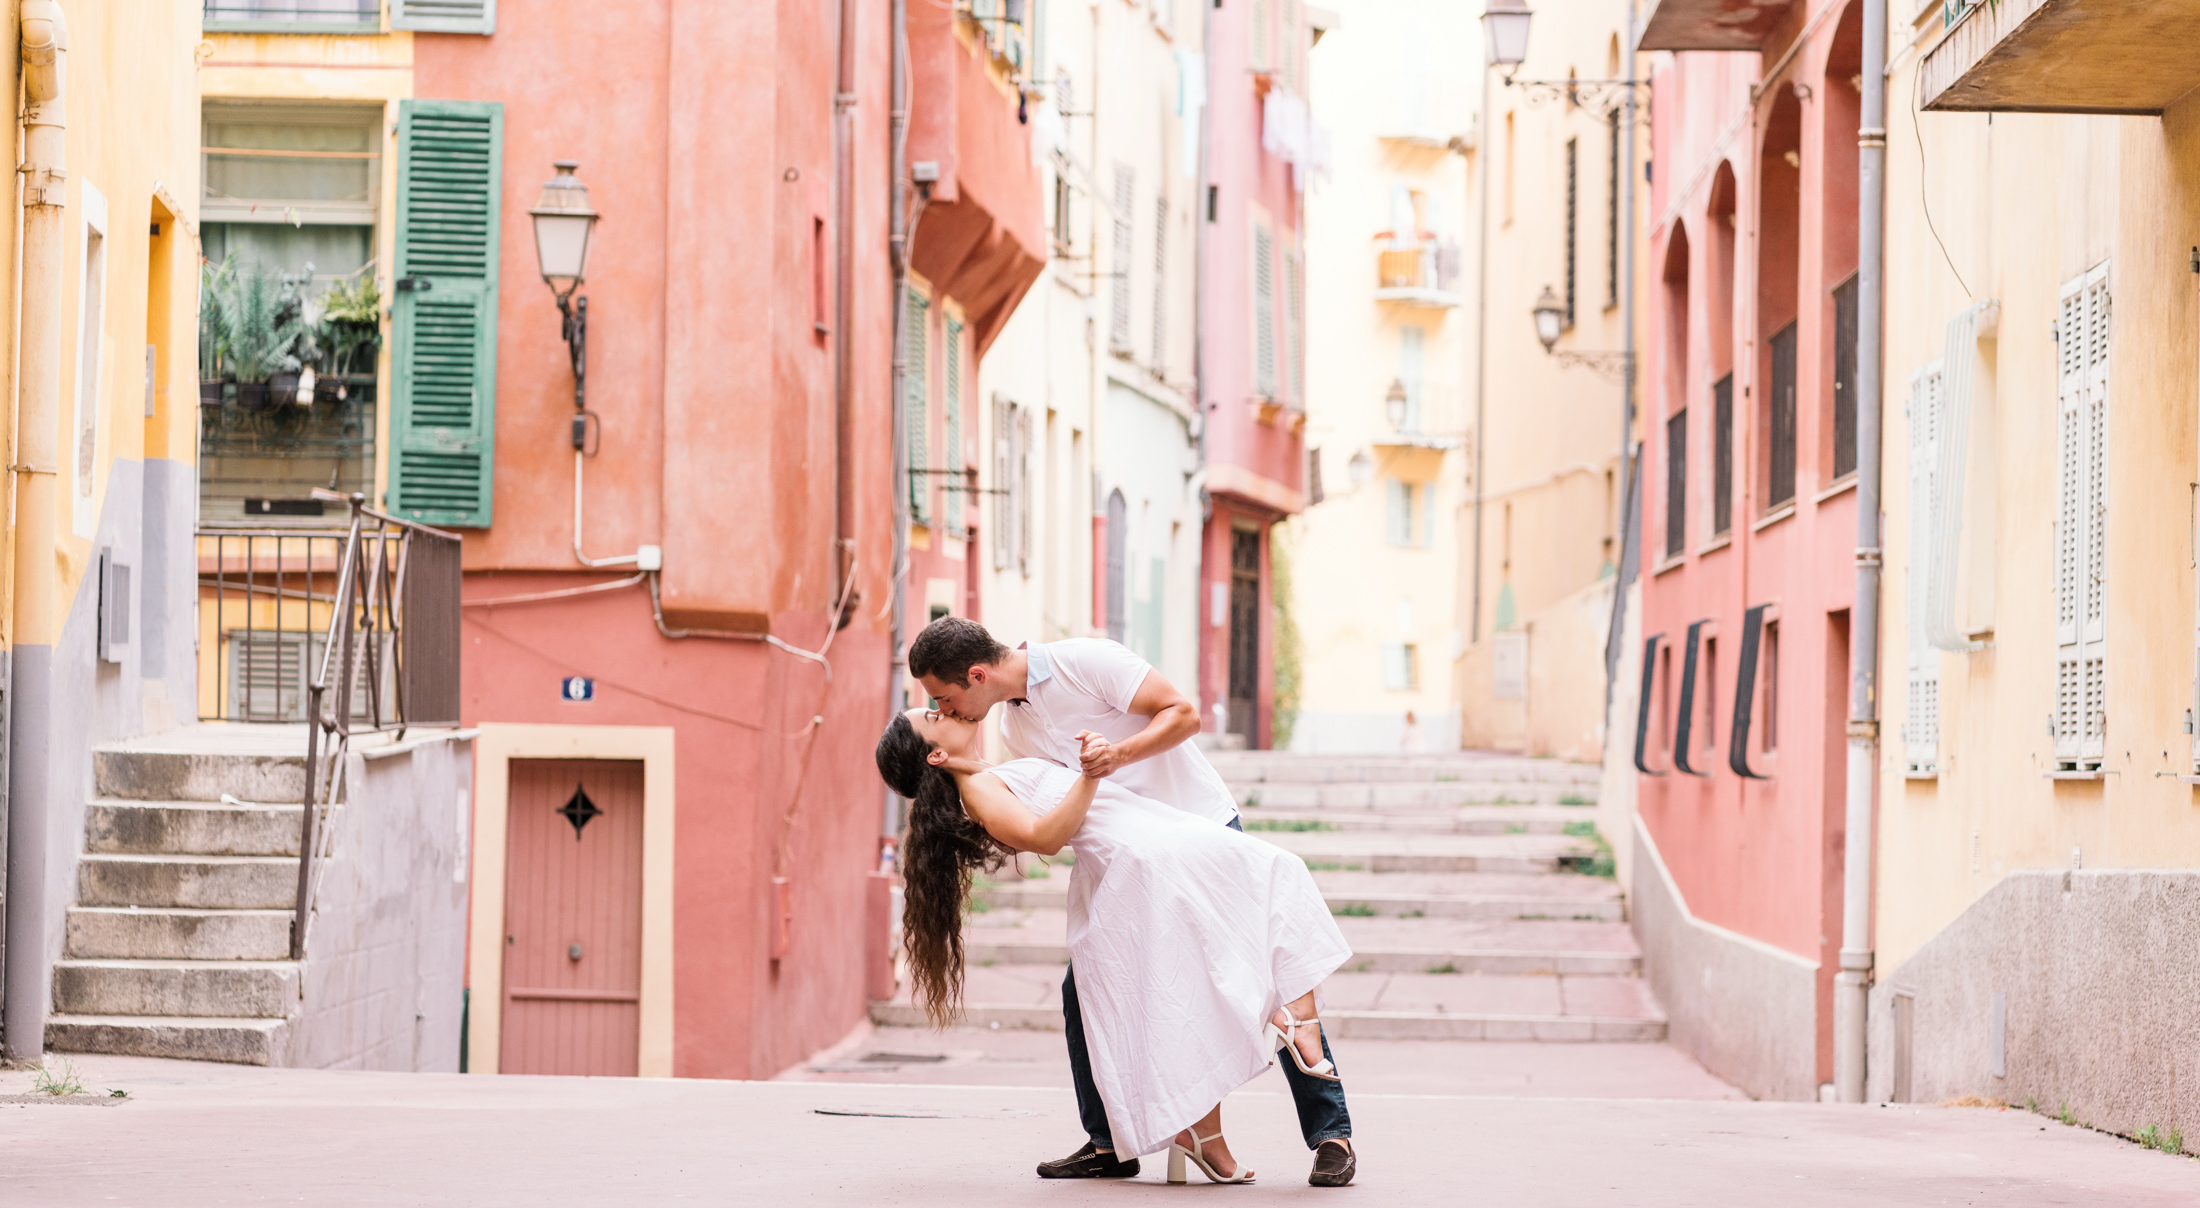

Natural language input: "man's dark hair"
[908,616,1010,687]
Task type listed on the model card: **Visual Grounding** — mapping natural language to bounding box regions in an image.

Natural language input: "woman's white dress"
[983,758,1353,1159]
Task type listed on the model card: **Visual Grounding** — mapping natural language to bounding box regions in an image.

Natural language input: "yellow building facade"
[1873,0,2200,1142]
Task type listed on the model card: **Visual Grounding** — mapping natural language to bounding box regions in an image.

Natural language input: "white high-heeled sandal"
[1266,1004,1341,1082]
[1167,1126,1255,1184]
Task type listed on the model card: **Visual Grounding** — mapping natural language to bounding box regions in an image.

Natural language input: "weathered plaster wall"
[1867,871,2200,1146]
[1633,814,1820,1101]
[291,735,473,1071]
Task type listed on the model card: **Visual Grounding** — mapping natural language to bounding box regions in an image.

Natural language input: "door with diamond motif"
[502,759,645,1075]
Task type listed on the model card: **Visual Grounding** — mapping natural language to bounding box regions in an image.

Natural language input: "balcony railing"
[1375,238,1463,308]
[203,1,381,33]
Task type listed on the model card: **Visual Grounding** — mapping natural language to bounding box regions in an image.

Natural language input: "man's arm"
[1080,669,1200,778]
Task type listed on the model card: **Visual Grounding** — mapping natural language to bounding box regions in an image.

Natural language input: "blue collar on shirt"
[1011,642,1052,706]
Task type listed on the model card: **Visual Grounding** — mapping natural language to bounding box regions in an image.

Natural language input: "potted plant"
[225,259,305,411]
[315,267,381,401]
[198,253,234,407]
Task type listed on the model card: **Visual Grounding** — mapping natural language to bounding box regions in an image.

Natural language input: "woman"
[875,707,1352,1183]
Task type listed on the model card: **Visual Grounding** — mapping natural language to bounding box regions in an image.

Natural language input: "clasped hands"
[933,731,1115,780]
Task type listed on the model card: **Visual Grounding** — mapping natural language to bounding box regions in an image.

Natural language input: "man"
[907,617,1357,1188]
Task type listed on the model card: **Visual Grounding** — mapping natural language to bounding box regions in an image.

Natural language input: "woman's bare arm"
[960,734,1102,856]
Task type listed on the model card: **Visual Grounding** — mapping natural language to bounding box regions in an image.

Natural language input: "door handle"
[395,276,434,292]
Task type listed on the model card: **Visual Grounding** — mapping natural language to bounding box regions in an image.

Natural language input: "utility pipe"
[1835,0,1888,1104]
[1604,0,1640,708]
[4,0,67,1061]
[832,0,856,606]
[1469,52,1492,643]
[885,0,911,839]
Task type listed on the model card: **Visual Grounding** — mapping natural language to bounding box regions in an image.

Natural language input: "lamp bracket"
[1550,349,1635,381]
[1504,77,1652,118]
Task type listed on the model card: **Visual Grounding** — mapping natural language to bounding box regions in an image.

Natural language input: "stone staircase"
[872,750,1664,1043]
[44,730,311,1065]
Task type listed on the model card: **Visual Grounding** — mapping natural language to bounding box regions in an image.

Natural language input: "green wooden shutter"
[905,289,930,524]
[390,100,502,527]
[392,0,496,34]
[945,316,964,479]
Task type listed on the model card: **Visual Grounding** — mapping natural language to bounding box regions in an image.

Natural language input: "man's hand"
[1076,731,1120,779]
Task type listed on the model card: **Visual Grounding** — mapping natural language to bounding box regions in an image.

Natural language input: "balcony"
[1638,0,1798,52]
[204,1,381,34]
[1374,239,1462,309]
[1922,0,2200,115]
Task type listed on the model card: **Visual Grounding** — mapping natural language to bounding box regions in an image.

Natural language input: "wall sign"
[560,676,594,702]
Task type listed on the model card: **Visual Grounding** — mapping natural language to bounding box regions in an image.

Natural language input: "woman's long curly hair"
[875,713,1007,1027]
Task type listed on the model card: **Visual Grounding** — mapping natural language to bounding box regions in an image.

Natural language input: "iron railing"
[288,491,459,959]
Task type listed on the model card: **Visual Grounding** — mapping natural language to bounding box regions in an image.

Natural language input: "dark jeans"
[1062,814,1353,1152]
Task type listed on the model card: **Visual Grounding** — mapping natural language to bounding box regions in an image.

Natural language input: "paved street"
[4,1053,2195,1205]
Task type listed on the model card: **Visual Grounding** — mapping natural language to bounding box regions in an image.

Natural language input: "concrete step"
[1249,831,1592,875]
[1239,805,1596,834]
[84,799,303,856]
[973,867,1626,920]
[870,967,1665,1042]
[78,854,298,910]
[65,906,293,960]
[45,1013,291,1066]
[962,910,1639,976]
[52,959,302,1018]
[1236,783,1597,809]
[95,730,308,804]
[1207,753,1602,787]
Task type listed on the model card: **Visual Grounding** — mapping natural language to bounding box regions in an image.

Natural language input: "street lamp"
[1531,286,1565,351]
[1481,0,1532,70]
[529,160,600,449]
[1347,449,1373,489]
[1385,378,1410,431]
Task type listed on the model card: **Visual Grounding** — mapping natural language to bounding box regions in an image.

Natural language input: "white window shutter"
[992,398,1012,570]
[1906,364,1942,777]
[1016,405,1035,577]
[1386,480,1410,545]
[2053,264,2110,768]
[392,0,496,34]
[1254,224,1277,397]
[1111,166,1135,351]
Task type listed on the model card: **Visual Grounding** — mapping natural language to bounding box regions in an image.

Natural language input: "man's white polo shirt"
[998,639,1239,825]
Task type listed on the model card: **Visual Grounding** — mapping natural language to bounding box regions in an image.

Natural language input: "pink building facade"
[1198,3,1314,748]
[1631,0,1867,1099]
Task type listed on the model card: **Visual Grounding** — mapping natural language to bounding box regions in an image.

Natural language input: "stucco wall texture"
[1633,817,1820,1102]
[1867,871,2200,1144]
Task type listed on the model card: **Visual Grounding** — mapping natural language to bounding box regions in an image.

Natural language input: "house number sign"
[560,676,594,702]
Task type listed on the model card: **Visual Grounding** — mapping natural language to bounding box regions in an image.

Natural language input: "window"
[1833,274,1859,480]
[2053,263,2110,770]
[1398,326,1424,432]
[1713,375,1734,535]
[1606,107,1621,310]
[1286,247,1305,407]
[1563,137,1578,328]
[204,0,381,33]
[1767,321,1798,508]
[945,316,966,532]
[1105,488,1128,642]
[1053,172,1075,252]
[199,101,397,525]
[1383,642,1420,691]
[1111,165,1135,352]
[1254,223,1277,397]
[1761,621,1780,755]
[1386,480,1434,547]
[1665,409,1686,558]
[73,189,108,539]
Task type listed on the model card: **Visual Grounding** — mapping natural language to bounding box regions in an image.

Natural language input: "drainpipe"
[1469,54,1492,644]
[4,0,66,1062]
[1835,0,1888,1104]
[833,0,856,606]
[1604,0,1639,709]
[885,0,911,838]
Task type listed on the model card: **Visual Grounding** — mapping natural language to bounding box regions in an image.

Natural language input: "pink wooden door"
[502,759,645,1076]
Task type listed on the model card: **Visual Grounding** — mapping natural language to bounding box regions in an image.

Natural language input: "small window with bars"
[1767,322,1798,509]
[1665,409,1687,559]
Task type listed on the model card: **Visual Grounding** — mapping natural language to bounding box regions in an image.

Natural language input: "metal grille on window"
[2053,264,2109,770]
[1768,322,1798,508]
[1905,363,1944,778]
[1665,409,1686,559]
[1111,165,1135,351]
[1564,137,1578,328]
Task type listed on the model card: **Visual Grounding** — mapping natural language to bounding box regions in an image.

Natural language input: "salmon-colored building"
[390,1,1039,1080]
[1629,0,1867,1100]
[1197,0,1316,747]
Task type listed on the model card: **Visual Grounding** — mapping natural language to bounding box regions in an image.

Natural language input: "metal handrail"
[290,490,461,960]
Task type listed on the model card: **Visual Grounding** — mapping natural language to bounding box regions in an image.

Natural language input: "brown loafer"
[1309,1138,1355,1186]
[1037,1141,1141,1179]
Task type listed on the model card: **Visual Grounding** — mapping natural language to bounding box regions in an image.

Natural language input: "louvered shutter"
[1254,224,1276,397]
[389,100,502,527]
[1906,364,1943,777]
[1111,166,1135,351]
[1016,406,1034,577]
[992,396,1012,570]
[391,0,496,34]
[905,289,930,524]
[1287,248,1305,408]
[945,316,964,491]
[1151,194,1169,368]
[2054,264,2110,767]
